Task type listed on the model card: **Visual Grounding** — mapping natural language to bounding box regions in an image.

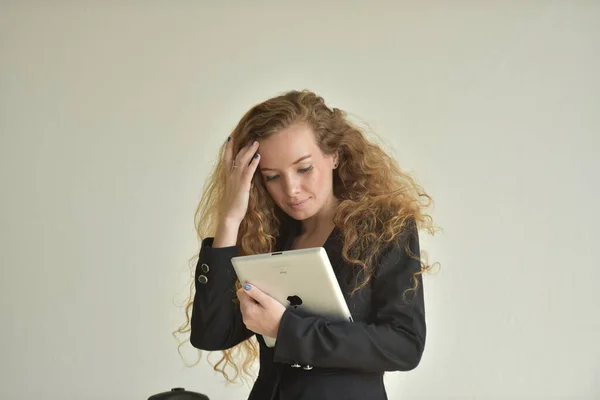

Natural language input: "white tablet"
[231,247,353,347]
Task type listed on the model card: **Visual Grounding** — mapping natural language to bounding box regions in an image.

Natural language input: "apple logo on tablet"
[286,295,303,309]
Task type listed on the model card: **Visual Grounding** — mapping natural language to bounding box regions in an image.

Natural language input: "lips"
[289,198,309,208]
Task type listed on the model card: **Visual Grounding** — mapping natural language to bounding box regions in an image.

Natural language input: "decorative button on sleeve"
[200,263,210,273]
[197,275,208,284]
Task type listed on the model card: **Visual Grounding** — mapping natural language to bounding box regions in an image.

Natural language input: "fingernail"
[244,284,251,291]
[253,153,259,159]
[227,136,231,141]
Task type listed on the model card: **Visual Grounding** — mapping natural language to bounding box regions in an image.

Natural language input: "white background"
[1,1,599,399]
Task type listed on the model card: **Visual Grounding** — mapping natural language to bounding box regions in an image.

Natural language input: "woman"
[177,90,436,400]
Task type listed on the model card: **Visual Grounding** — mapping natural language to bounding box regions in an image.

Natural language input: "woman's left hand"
[237,283,286,338]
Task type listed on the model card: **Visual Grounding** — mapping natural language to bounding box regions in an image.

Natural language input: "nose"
[282,174,299,197]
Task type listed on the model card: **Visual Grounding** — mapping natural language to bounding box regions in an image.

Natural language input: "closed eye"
[264,165,313,182]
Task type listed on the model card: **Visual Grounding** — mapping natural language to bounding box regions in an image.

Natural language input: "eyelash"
[265,165,313,182]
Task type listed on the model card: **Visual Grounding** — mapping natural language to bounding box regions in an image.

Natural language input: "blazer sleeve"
[272,224,426,372]
[189,238,254,351]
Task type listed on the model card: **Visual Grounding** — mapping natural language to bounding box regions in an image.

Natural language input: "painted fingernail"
[253,153,259,159]
[227,136,231,141]
[244,284,251,291]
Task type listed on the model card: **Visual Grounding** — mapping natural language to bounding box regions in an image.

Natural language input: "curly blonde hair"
[174,89,437,384]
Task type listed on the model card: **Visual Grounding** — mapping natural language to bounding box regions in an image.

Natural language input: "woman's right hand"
[213,138,260,247]
[222,138,261,224]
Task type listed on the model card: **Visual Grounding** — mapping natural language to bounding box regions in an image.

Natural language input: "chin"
[284,206,316,221]
[286,209,310,220]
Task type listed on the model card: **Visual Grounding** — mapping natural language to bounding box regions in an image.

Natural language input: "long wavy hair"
[174,89,438,385]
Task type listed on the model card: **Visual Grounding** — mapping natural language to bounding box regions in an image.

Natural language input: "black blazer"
[190,220,426,400]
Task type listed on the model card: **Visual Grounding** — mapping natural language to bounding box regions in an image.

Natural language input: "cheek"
[307,170,330,194]
[264,181,284,203]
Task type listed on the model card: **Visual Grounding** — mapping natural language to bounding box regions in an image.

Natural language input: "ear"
[332,152,339,169]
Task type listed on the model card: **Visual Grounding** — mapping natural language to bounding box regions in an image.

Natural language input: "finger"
[237,290,250,313]
[235,140,259,170]
[237,289,260,326]
[223,136,234,170]
[242,282,271,305]
[237,288,250,302]
[237,289,258,309]
[243,152,261,184]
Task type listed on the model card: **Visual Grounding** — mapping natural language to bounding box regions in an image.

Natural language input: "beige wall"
[1,1,599,399]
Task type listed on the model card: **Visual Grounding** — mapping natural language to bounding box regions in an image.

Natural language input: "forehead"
[258,123,323,167]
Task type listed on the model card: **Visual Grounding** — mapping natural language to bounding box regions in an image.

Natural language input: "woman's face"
[257,122,337,221]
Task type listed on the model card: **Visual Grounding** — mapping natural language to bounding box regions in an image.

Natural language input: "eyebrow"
[260,155,312,172]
